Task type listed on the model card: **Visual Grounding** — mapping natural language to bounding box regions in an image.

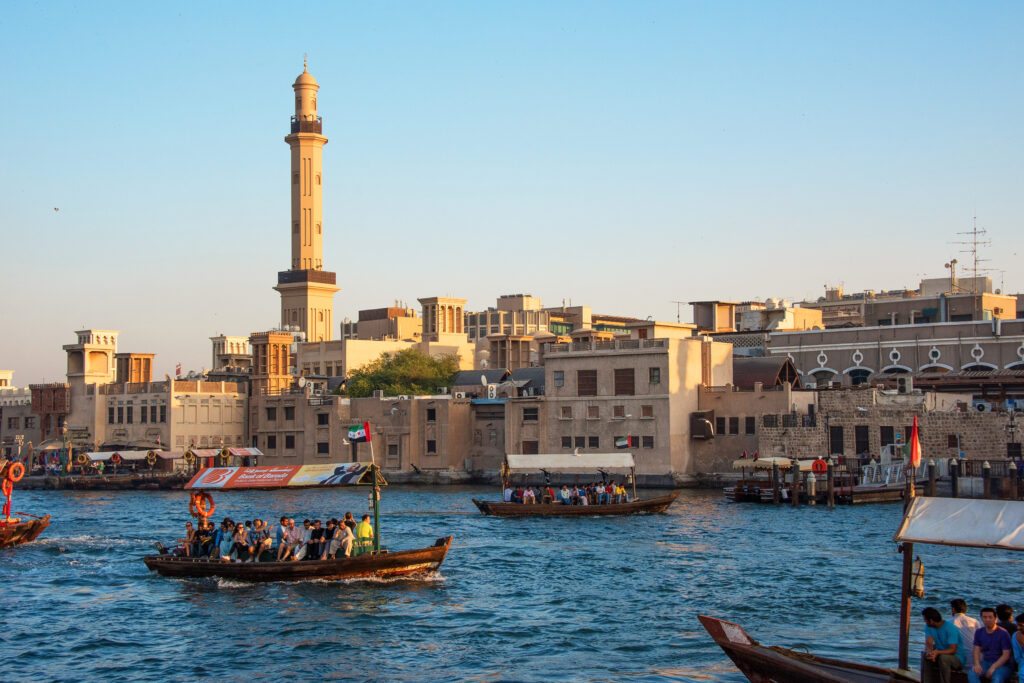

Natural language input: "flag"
[752,450,759,461]
[175,363,182,378]
[740,450,747,459]
[615,436,632,449]
[910,415,921,468]
[348,422,371,443]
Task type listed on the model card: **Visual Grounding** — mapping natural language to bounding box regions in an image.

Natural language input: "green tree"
[339,348,460,398]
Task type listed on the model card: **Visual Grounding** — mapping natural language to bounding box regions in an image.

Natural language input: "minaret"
[273,59,339,342]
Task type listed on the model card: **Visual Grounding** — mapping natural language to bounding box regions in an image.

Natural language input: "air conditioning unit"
[453,391,466,399]
[398,395,410,400]
[975,401,993,413]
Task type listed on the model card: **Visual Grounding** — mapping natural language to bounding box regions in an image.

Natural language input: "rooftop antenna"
[951,217,991,294]
[943,259,958,294]
[671,300,686,323]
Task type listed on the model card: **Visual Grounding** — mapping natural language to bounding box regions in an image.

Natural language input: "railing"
[277,269,336,285]
[290,116,322,134]
[544,338,670,354]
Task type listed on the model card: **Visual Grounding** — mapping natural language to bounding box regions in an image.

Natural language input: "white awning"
[894,497,1024,552]
[86,450,151,462]
[505,452,635,472]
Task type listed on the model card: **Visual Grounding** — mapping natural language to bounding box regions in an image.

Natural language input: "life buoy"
[811,459,828,474]
[184,451,196,464]
[146,452,157,466]
[6,462,25,482]
[219,451,230,465]
[190,492,215,518]
[110,453,122,465]
[77,453,88,465]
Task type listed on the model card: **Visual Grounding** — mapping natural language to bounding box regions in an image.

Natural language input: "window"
[614,368,635,395]
[588,436,599,449]
[266,407,277,421]
[1009,443,1022,460]
[577,370,597,396]
[613,405,625,418]
[317,413,329,426]
[126,407,133,424]
[745,417,755,435]
[284,406,295,421]
[522,440,539,454]
[140,408,147,424]
[641,405,654,419]
[24,416,35,428]
[880,426,895,447]
[426,439,437,454]
[728,417,739,435]
[855,426,870,454]
[763,414,779,428]
[947,434,960,448]
[426,408,436,422]
[285,434,295,449]
[151,406,158,423]
[560,406,572,419]
[829,426,844,455]
[716,417,726,434]
[159,406,166,423]
[561,436,572,448]
[553,371,564,388]
[574,436,586,448]
[649,367,661,385]
[317,442,329,455]
[7,417,18,429]
[522,407,538,422]
[117,407,124,424]
[587,405,599,419]
[267,435,277,450]
[642,436,654,449]
[108,407,115,424]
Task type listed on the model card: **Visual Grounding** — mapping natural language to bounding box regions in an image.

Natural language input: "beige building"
[339,306,422,342]
[210,335,252,372]
[273,62,339,342]
[0,372,40,460]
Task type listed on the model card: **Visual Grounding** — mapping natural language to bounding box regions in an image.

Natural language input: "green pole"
[371,465,381,553]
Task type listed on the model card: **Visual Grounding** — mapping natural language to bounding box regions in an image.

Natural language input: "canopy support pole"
[371,464,381,553]
[631,466,637,501]
[897,472,916,671]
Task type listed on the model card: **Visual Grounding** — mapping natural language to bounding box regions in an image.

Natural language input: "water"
[1,487,1021,682]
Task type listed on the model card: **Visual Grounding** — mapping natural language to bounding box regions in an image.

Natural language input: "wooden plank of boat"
[698,614,918,683]
[472,490,680,516]
[143,535,452,582]
[0,514,51,550]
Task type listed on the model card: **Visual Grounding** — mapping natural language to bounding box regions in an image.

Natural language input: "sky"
[1,1,1022,383]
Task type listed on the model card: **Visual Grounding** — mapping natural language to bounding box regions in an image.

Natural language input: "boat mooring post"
[927,459,937,497]
[826,458,835,508]
[950,458,960,498]
[983,461,992,499]
[790,462,800,507]
[771,463,780,504]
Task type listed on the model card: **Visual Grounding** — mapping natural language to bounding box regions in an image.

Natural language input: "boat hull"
[698,614,918,683]
[0,515,51,549]
[143,535,452,582]
[472,491,680,516]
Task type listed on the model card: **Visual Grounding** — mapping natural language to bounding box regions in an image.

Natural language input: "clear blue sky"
[2,1,1021,382]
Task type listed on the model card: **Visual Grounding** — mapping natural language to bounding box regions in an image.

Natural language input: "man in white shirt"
[951,598,980,653]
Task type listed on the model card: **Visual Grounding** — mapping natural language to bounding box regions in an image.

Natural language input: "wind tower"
[273,59,339,342]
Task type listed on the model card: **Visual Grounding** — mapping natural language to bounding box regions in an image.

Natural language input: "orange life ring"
[110,453,121,465]
[146,452,157,466]
[77,453,88,465]
[190,492,215,519]
[6,462,25,482]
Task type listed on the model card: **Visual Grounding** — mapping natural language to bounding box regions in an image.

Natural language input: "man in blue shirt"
[922,606,965,683]
[969,607,1015,683]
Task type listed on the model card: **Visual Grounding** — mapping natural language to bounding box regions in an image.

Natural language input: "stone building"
[29,382,69,444]
[0,373,40,460]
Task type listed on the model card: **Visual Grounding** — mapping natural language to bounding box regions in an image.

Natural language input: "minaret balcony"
[278,269,336,285]
[290,116,323,134]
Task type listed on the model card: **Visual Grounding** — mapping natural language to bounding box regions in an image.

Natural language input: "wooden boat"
[144,535,452,581]
[698,614,918,682]
[474,451,680,517]
[144,461,453,582]
[473,491,680,516]
[0,514,51,550]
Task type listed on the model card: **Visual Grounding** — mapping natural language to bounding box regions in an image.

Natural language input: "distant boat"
[0,462,50,549]
[473,452,680,517]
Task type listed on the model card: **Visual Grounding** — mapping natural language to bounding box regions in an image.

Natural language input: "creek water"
[1,486,1020,682]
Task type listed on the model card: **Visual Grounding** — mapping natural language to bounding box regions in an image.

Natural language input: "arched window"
[848,369,871,385]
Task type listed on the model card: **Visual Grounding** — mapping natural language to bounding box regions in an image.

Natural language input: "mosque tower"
[273,59,338,342]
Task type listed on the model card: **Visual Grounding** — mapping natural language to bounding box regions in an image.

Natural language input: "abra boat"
[0,462,50,549]
[143,461,452,582]
[472,452,680,517]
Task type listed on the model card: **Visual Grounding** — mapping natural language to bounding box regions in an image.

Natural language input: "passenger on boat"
[343,512,357,531]
[543,486,555,504]
[522,487,535,504]
[250,519,272,561]
[293,519,313,561]
[230,522,250,562]
[922,606,966,683]
[355,514,373,545]
[559,485,571,504]
[307,520,325,560]
[177,522,196,557]
[274,516,288,558]
[598,483,610,505]
[512,486,523,504]
[616,483,628,503]
[218,520,236,561]
[578,488,588,506]
[997,605,1017,637]
[1012,615,1024,683]
[953,599,982,650]
[337,519,355,557]
[280,518,301,561]
[969,607,1015,683]
[320,519,338,559]
[503,485,513,502]
[196,520,214,556]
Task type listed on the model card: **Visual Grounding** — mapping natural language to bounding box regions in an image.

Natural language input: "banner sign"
[186,462,373,490]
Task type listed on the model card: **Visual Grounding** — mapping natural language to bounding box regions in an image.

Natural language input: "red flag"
[752,450,759,461]
[175,363,182,378]
[910,415,921,468]
[741,450,747,459]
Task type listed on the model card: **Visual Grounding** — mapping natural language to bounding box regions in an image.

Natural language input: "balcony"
[290,116,323,134]
[277,269,336,285]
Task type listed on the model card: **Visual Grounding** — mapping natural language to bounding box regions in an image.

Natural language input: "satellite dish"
[480,374,488,386]
[297,377,307,388]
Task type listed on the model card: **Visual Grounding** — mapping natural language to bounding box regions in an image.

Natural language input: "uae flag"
[615,436,632,449]
[909,415,921,468]
[348,422,371,443]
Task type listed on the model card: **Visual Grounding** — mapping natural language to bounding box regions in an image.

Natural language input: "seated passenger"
[543,486,555,504]
[503,485,513,502]
[598,483,610,505]
[275,516,290,561]
[559,485,571,505]
[512,486,523,504]
[616,483,628,503]
[280,518,301,561]
[997,605,1016,637]
[230,522,250,562]
[1012,615,1024,683]
[922,605,966,683]
[293,519,313,560]
[177,521,195,557]
[321,519,338,560]
[523,487,535,504]
[307,520,324,560]
[337,520,355,557]
[250,519,272,561]
[969,607,1014,683]
[579,488,589,506]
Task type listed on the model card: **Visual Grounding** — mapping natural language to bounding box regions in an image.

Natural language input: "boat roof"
[185,462,383,490]
[732,457,827,472]
[86,450,152,461]
[894,497,1024,552]
[506,452,634,472]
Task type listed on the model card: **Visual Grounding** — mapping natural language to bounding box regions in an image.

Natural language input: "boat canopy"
[185,462,383,490]
[731,456,790,471]
[894,496,1024,552]
[505,453,635,473]
[86,450,151,462]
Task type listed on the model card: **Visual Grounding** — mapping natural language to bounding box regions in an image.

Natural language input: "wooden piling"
[772,463,780,504]
[927,460,936,497]
[827,460,835,508]
[983,461,992,499]
[791,462,800,507]
[950,459,959,498]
